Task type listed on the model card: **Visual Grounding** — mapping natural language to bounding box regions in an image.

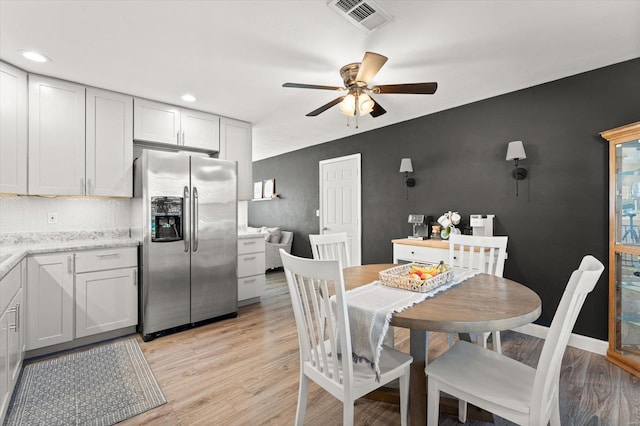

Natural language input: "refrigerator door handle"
[183,185,190,252]
[192,186,199,252]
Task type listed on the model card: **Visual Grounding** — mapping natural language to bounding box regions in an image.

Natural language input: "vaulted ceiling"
[1,1,639,160]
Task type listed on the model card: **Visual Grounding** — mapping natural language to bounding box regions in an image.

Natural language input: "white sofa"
[246,226,294,270]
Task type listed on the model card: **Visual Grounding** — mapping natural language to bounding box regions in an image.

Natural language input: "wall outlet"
[315,209,320,217]
[47,212,58,224]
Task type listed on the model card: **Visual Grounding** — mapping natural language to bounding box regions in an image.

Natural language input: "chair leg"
[427,377,440,426]
[492,331,502,354]
[424,331,431,364]
[295,374,308,426]
[399,367,410,426]
[458,398,468,424]
[343,399,355,426]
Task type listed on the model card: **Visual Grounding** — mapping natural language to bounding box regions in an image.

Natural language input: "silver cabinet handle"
[243,241,256,245]
[243,278,256,284]
[177,131,181,145]
[134,273,137,286]
[243,256,256,261]
[8,303,19,332]
[68,255,73,274]
[88,178,93,195]
[97,253,119,258]
[182,130,185,146]
[183,186,190,252]
[192,186,199,252]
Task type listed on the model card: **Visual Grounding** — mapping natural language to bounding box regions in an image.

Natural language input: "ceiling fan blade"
[283,82,344,91]
[306,96,346,117]
[369,96,386,117]
[355,52,388,85]
[371,82,438,94]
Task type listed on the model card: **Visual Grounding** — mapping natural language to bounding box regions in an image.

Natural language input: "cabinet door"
[0,308,7,419]
[86,88,133,197]
[181,109,220,151]
[133,98,180,145]
[26,253,74,350]
[75,267,137,338]
[7,288,22,389]
[28,75,86,195]
[220,117,252,200]
[0,62,27,194]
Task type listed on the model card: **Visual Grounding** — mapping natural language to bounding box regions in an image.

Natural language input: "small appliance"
[470,214,495,236]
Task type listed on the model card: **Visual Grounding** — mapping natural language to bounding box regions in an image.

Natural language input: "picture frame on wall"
[253,182,263,199]
[263,179,275,198]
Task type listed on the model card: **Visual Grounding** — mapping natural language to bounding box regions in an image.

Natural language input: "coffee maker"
[470,214,495,236]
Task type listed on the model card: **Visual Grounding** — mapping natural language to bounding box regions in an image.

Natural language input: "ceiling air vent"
[327,0,393,33]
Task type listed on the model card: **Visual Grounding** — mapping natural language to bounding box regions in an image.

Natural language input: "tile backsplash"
[0,196,130,234]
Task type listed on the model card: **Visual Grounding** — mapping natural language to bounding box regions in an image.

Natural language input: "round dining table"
[342,264,542,426]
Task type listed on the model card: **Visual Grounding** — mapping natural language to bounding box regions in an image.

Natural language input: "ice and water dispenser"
[150,196,183,242]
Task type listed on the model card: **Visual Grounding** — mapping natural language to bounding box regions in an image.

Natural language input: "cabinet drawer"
[75,247,137,273]
[238,274,265,301]
[238,237,265,255]
[393,244,449,264]
[238,252,265,277]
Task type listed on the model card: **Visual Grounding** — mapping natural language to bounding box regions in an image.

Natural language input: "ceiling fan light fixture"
[358,94,374,114]
[339,94,356,116]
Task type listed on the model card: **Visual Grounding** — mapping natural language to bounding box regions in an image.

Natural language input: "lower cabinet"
[237,236,266,305]
[26,247,138,352]
[0,260,25,421]
[26,253,74,350]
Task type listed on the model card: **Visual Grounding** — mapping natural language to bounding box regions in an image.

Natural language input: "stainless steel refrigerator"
[132,149,237,341]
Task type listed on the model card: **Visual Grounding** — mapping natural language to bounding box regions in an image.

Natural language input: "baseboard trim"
[512,323,608,356]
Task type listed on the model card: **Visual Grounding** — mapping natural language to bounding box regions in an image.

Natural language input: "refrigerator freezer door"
[141,150,191,335]
[190,156,238,322]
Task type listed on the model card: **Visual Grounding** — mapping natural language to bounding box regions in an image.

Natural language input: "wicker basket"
[379,262,453,293]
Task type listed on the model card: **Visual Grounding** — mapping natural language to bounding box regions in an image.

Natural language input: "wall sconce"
[399,158,415,199]
[506,141,527,196]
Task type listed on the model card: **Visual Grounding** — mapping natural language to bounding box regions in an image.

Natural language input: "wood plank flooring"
[104,271,638,425]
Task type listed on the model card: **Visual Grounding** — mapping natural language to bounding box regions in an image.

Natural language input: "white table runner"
[339,267,479,379]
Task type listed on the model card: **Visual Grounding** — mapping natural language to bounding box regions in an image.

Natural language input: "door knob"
[323,227,328,231]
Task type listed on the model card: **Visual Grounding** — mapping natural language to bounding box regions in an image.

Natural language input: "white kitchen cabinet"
[75,247,137,338]
[26,253,74,350]
[220,117,253,200]
[0,61,27,194]
[28,75,86,195]
[133,98,220,151]
[392,238,507,266]
[237,236,265,305]
[0,259,24,421]
[86,88,133,197]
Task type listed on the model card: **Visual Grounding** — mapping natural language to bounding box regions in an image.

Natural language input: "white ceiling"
[1,1,639,161]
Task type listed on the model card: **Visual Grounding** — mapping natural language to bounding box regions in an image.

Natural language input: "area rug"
[4,338,166,426]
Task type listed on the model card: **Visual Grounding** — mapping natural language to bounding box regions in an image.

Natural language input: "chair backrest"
[309,232,351,267]
[530,255,604,424]
[280,249,354,390]
[448,234,508,277]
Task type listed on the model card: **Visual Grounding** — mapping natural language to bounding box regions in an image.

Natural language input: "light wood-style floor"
[114,271,639,426]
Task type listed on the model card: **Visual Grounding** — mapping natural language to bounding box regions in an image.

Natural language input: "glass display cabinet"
[601,121,640,378]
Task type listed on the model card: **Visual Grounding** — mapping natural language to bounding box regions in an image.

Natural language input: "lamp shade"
[506,141,526,161]
[399,158,413,173]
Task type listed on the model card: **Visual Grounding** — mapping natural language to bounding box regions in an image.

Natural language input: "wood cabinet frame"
[601,120,640,378]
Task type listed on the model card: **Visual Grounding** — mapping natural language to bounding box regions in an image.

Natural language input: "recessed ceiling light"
[181,94,196,102]
[20,50,51,63]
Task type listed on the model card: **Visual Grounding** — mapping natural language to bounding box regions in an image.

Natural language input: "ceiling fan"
[283,52,438,125]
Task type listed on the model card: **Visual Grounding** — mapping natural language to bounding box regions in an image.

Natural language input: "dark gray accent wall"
[250,58,640,340]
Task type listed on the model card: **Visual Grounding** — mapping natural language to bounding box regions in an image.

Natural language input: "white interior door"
[319,154,362,265]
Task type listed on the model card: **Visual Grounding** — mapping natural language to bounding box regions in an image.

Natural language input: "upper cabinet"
[0,62,28,194]
[219,117,253,201]
[86,88,133,197]
[133,98,220,152]
[28,75,86,196]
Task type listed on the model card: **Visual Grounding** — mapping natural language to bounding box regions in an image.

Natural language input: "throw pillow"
[265,227,282,243]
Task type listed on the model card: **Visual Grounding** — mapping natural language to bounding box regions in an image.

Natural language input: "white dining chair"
[448,233,508,353]
[425,255,604,426]
[309,232,351,267]
[280,249,412,426]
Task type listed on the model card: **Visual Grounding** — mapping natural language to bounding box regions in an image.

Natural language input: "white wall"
[0,196,130,234]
